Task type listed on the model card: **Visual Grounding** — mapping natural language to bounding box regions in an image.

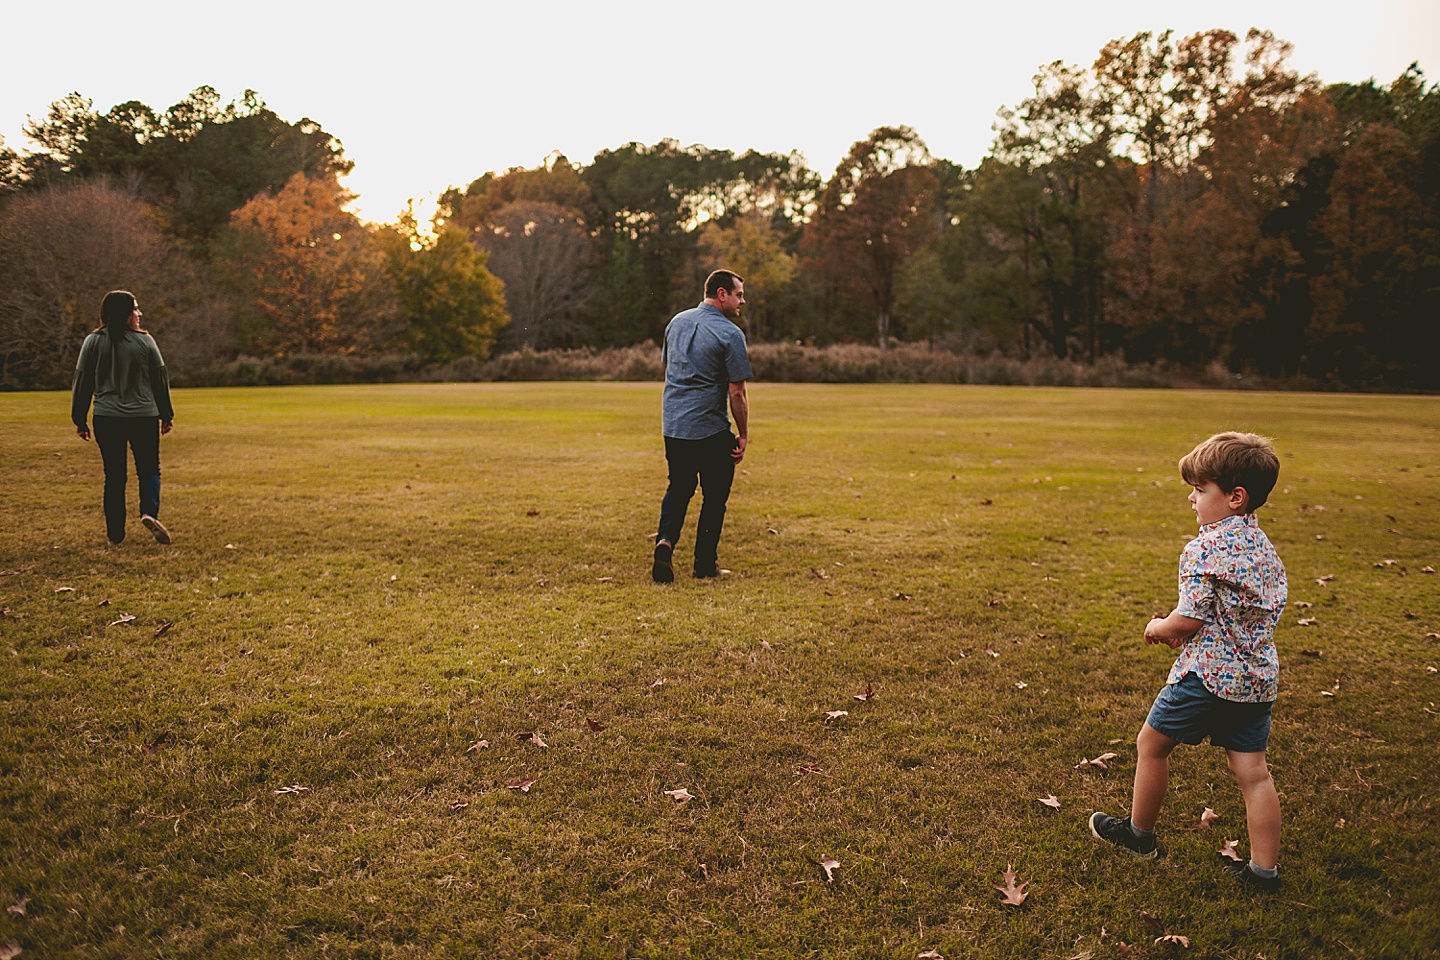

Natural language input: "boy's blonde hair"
[1178,432,1280,510]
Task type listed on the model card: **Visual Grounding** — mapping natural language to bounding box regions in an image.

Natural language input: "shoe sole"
[651,544,674,584]
[141,516,171,545]
[1088,812,1162,860]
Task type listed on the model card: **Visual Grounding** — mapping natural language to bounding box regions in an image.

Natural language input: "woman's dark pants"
[657,430,736,576]
[92,416,160,544]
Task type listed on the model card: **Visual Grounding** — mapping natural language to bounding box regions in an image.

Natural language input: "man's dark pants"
[93,415,161,544]
[657,430,736,575]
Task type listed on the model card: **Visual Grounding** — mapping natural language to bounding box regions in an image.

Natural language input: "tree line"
[1,29,1435,390]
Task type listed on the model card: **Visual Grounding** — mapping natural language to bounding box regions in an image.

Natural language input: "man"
[652,269,752,583]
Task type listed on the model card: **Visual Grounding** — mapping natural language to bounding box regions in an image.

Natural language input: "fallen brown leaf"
[54,586,75,593]
[518,731,548,748]
[585,718,606,732]
[1038,794,1061,809]
[596,576,616,582]
[985,647,999,658]
[110,613,136,626]
[1314,574,1335,585]
[663,788,694,802]
[1298,617,1317,626]
[1076,752,1119,771]
[273,784,309,795]
[650,677,668,689]
[1422,566,1435,574]
[5,897,27,917]
[0,938,19,960]
[1218,838,1242,861]
[525,509,540,517]
[994,863,1030,906]
[809,568,829,580]
[761,640,773,651]
[825,710,849,720]
[506,776,538,792]
[1155,934,1190,947]
[1139,909,1164,933]
[449,800,469,810]
[466,740,489,752]
[1199,807,1219,830]
[918,951,945,960]
[893,592,912,600]
[1301,649,1322,657]
[1116,943,1138,957]
[819,855,840,883]
[1294,600,1313,608]
[62,649,78,663]
[854,682,875,702]
[153,621,173,638]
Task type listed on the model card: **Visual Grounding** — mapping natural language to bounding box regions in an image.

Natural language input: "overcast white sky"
[3,0,1436,222]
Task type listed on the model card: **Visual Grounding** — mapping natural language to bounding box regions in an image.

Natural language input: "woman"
[71,290,176,545]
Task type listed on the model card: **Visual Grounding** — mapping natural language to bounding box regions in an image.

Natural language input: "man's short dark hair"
[705,269,743,299]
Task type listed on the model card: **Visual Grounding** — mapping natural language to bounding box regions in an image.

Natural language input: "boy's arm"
[1145,610,1204,649]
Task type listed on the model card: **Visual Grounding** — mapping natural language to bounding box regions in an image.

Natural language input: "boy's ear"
[1229,486,1251,512]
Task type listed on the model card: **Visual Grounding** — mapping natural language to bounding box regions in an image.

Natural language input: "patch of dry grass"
[1,383,1437,958]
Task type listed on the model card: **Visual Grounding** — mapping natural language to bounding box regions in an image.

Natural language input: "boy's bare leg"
[1131,722,1179,831]
[1226,749,1281,869]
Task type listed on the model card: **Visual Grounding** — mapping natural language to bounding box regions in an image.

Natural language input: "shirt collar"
[1200,513,1257,533]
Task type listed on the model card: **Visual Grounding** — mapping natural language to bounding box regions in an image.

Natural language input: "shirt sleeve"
[723,327,753,382]
[1176,537,1218,622]
[147,337,174,422]
[71,336,97,427]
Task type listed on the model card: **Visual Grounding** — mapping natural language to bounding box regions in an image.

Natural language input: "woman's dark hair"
[98,290,140,337]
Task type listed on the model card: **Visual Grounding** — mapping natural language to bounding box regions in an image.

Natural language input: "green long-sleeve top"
[71,329,175,426]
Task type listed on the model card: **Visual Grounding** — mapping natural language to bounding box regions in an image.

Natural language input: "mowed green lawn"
[1,383,1437,959]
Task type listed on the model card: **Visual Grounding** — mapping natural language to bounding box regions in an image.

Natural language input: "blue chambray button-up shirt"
[660,303,753,440]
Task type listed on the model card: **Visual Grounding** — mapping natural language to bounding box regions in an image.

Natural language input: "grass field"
[2,382,1438,959]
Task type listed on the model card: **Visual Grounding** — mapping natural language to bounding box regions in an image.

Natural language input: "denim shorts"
[1145,673,1273,752]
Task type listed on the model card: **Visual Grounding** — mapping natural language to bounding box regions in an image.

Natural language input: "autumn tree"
[385,225,508,363]
[18,87,351,243]
[473,201,593,349]
[806,126,938,347]
[0,180,216,387]
[213,174,397,355]
[697,212,800,342]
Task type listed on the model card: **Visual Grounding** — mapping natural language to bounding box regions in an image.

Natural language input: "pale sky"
[3,1,1436,223]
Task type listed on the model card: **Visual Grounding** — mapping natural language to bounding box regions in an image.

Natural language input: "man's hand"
[75,423,90,441]
[161,420,173,436]
[731,435,747,463]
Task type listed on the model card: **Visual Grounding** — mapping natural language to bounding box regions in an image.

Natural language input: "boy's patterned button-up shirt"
[1168,513,1287,703]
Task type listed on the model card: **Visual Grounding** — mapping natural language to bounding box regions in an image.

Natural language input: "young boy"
[1089,432,1288,892]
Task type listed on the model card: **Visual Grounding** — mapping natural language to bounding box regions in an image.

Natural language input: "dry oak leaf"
[1314,575,1335,585]
[1199,807,1219,830]
[1297,617,1317,626]
[854,682,875,702]
[596,576,616,583]
[54,586,75,593]
[649,677,668,689]
[663,788,694,802]
[918,951,945,960]
[761,640,774,651]
[985,647,1000,658]
[1076,752,1119,771]
[809,568,829,580]
[518,731,548,748]
[1038,794,1061,809]
[153,621,173,638]
[585,718,607,732]
[819,855,840,883]
[1139,910,1165,933]
[110,613,136,626]
[994,863,1030,906]
[273,784,309,795]
[1218,838,1243,861]
[1016,681,1028,689]
[62,649,78,663]
[526,509,540,517]
[1294,600,1313,608]
[5,897,27,917]
[466,740,490,752]
[1155,934,1191,947]
[825,710,849,720]
[1422,566,1435,574]
[1116,944,1139,957]
[1301,649,1322,657]
[506,776,538,792]
[0,939,19,960]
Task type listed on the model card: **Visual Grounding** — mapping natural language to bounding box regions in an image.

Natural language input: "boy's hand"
[1146,611,1202,648]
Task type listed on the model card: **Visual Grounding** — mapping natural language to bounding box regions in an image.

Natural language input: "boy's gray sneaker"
[1218,854,1280,893]
[1089,812,1163,859]
[141,515,171,545]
